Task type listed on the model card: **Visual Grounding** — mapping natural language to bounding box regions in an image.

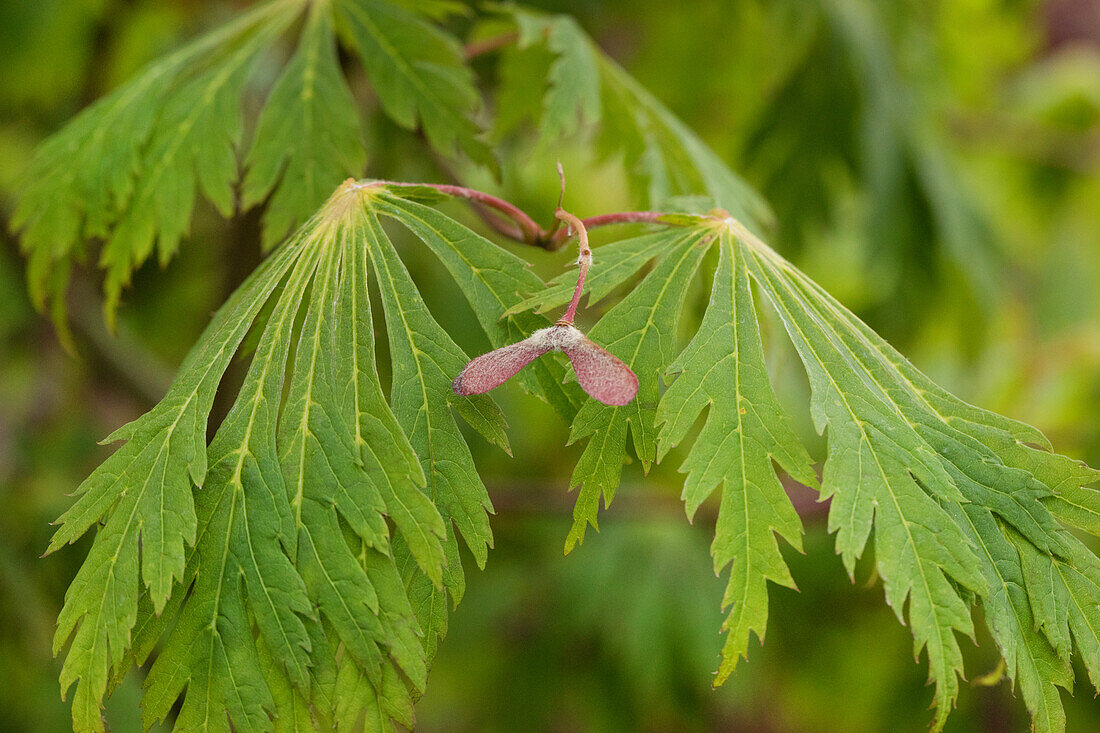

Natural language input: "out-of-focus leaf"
[243,2,366,249]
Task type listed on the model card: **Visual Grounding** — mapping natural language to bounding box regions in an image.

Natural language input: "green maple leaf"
[599,56,772,230]
[96,8,299,321]
[362,201,508,658]
[12,0,304,329]
[736,219,1098,728]
[491,42,554,141]
[335,0,494,169]
[494,6,769,229]
[243,2,367,249]
[336,205,449,589]
[655,229,817,684]
[504,8,601,145]
[565,226,711,552]
[143,230,322,732]
[47,232,307,733]
[14,0,501,325]
[955,512,1071,733]
[48,182,518,732]
[746,234,986,723]
[552,211,1100,730]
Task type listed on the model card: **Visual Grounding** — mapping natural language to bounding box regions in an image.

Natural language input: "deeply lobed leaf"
[736,222,1100,729]
[14,0,499,323]
[556,212,1100,730]
[49,182,524,732]
[48,228,308,733]
[656,230,817,684]
[495,6,770,230]
[12,0,304,326]
[335,0,494,169]
[243,2,367,249]
[565,227,711,552]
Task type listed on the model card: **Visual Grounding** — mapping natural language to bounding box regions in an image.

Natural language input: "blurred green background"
[3,0,1100,731]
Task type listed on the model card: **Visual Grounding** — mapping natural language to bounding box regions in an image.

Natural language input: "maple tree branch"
[546,211,667,249]
[466,201,528,241]
[365,180,689,250]
[370,180,546,244]
[464,31,519,59]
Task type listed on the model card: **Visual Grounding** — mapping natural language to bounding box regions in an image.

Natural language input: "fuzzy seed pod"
[453,324,638,406]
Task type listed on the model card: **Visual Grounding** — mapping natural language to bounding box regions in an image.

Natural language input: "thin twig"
[464,31,519,60]
[553,208,591,325]
[368,180,546,244]
[552,162,593,324]
[362,179,686,250]
[547,211,666,249]
[468,202,527,241]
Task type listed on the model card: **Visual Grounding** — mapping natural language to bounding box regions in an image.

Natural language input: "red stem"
[365,180,682,250]
[554,209,591,325]
[547,211,666,249]
[374,180,545,244]
[469,202,526,241]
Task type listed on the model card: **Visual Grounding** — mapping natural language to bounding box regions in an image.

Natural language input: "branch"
[547,211,667,249]
[466,201,528,242]
[362,179,687,250]
[464,31,519,60]
[370,180,546,244]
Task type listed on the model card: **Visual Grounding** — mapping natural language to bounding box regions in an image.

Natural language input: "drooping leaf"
[277,235,390,695]
[49,182,514,732]
[745,234,985,725]
[656,230,817,684]
[495,5,769,228]
[549,211,1100,730]
[243,2,367,249]
[144,227,322,732]
[96,8,300,320]
[48,229,308,733]
[565,226,710,552]
[12,0,304,321]
[15,0,500,323]
[1015,531,1100,693]
[335,0,494,168]
[503,8,601,145]
[540,17,601,143]
[362,202,507,658]
[736,219,1098,729]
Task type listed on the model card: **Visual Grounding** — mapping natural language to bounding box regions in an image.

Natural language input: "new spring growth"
[452,166,639,406]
